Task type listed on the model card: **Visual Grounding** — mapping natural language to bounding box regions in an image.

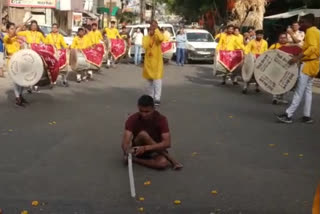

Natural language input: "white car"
[39,25,74,45]
[184,29,217,63]
[126,23,177,61]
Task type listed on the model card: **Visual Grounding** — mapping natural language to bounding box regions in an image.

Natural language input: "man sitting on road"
[122,95,183,170]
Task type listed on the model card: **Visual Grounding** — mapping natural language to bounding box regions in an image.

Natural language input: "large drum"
[31,44,59,85]
[213,50,244,76]
[56,48,70,74]
[8,49,44,87]
[69,50,99,72]
[254,50,299,95]
[109,39,127,60]
[241,53,256,83]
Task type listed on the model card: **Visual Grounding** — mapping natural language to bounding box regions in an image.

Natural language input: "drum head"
[242,53,255,82]
[8,49,44,87]
[69,49,78,71]
[254,50,299,95]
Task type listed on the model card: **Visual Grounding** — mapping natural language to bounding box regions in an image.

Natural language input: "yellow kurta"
[163,31,171,42]
[245,39,268,55]
[269,43,286,50]
[88,30,103,45]
[143,29,164,80]
[301,26,320,77]
[45,33,68,49]
[17,31,45,44]
[71,35,92,50]
[3,35,21,56]
[104,28,121,39]
[217,34,244,51]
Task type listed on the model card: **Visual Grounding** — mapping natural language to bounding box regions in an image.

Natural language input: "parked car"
[39,25,74,45]
[126,23,177,62]
[184,29,217,64]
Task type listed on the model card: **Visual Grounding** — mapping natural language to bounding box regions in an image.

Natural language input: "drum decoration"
[8,49,44,87]
[254,50,299,95]
[110,39,126,60]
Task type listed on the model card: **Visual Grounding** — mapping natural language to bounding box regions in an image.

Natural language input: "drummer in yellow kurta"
[104,21,121,68]
[104,21,121,40]
[88,23,103,45]
[243,30,268,94]
[71,28,92,50]
[277,14,320,124]
[216,25,244,51]
[142,20,164,105]
[17,20,46,45]
[216,25,244,85]
[245,30,268,56]
[45,23,68,49]
[234,27,245,50]
[269,33,288,50]
[3,22,28,107]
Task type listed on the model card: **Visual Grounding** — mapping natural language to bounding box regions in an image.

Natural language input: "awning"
[264,9,320,20]
[97,7,119,16]
[81,11,99,19]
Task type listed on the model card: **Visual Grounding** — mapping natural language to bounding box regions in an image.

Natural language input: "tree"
[230,0,267,29]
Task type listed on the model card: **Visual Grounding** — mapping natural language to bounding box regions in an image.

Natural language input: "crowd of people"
[214,14,319,124]
[0,19,173,109]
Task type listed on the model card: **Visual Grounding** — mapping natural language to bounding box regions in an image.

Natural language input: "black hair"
[52,23,59,27]
[92,23,98,27]
[122,26,126,29]
[111,21,116,24]
[78,27,85,33]
[29,20,40,31]
[30,20,38,26]
[234,26,240,30]
[301,14,315,24]
[138,95,154,107]
[248,27,255,31]
[227,24,234,29]
[279,32,287,37]
[6,22,15,30]
[292,21,299,25]
[256,30,264,35]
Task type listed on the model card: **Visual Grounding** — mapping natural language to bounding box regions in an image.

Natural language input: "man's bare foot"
[172,162,183,170]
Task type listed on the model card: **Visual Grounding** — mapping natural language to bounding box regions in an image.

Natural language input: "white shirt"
[132,32,143,46]
[287,30,305,46]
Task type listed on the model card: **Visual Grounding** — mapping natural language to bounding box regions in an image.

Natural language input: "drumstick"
[128,151,136,198]
[124,112,136,198]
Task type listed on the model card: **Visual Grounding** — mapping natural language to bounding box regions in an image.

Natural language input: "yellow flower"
[31,200,39,206]
[138,207,144,212]
[283,153,289,156]
[21,211,28,214]
[139,197,145,201]
[174,200,181,205]
[144,181,151,186]
[211,190,218,195]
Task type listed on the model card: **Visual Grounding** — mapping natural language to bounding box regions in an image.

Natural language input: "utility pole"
[108,0,112,27]
[140,0,145,23]
[151,0,156,21]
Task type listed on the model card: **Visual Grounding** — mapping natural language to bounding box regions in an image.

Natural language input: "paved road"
[0,63,319,214]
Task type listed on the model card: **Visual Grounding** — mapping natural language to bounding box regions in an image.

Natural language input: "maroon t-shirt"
[125,111,169,143]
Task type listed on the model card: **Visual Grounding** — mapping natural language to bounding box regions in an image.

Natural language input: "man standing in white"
[287,21,305,47]
[132,28,143,65]
[277,14,320,124]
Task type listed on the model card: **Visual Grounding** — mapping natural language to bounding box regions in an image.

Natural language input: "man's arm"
[122,130,133,154]
[287,29,302,44]
[144,132,171,153]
